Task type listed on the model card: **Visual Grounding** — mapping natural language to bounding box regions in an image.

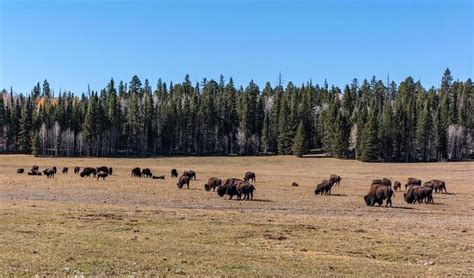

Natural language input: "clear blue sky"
[1,0,472,94]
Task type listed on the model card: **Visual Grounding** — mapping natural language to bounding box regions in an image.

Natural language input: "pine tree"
[360,109,379,161]
[292,121,307,157]
[18,96,33,153]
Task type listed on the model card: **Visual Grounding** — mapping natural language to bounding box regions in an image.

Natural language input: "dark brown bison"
[141,168,153,178]
[74,166,80,174]
[131,167,141,178]
[108,167,113,175]
[177,175,190,189]
[422,181,434,190]
[96,166,110,174]
[393,181,401,191]
[430,179,447,193]
[364,184,394,207]
[404,185,433,204]
[51,166,57,174]
[314,180,333,195]
[204,177,222,191]
[80,167,96,178]
[152,175,165,179]
[292,182,299,187]
[371,178,391,187]
[62,167,68,174]
[217,178,244,199]
[405,177,422,189]
[43,168,55,178]
[243,171,256,182]
[187,170,197,180]
[237,182,255,200]
[31,165,39,173]
[329,174,342,186]
[171,169,178,178]
[97,171,108,180]
[17,168,24,174]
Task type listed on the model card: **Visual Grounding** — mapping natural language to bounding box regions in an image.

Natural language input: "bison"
[17,168,24,174]
[43,168,55,178]
[237,182,255,200]
[74,166,80,174]
[292,182,299,187]
[314,180,333,195]
[405,177,422,189]
[404,185,433,204]
[31,165,39,173]
[329,174,342,186]
[96,166,110,174]
[243,171,256,182]
[177,175,190,189]
[97,171,108,180]
[204,177,222,191]
[62,167,68,174]
[217,178,244,199]
[393,181,401,191]
[182,170,196,180]
[364,184,394,207]
[371,178,391,187]
[80,167,96,178]
[141,168,153,178]
[430,179,447,193]
[152,175,165,179]
[171,169,178,178]
[131,167,141,178]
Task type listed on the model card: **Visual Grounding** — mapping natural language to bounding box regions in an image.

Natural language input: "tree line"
[0,69,472,161]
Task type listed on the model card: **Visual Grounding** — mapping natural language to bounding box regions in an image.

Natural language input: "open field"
[0,155,473,276]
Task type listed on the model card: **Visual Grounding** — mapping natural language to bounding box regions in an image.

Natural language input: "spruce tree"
[292,121,307,157]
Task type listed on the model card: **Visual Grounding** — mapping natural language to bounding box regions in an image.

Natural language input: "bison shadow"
[328,193,347,197]
[251,198,272,202]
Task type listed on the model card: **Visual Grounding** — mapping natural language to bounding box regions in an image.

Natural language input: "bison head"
[216,186,226,197]
[363,195,371,206]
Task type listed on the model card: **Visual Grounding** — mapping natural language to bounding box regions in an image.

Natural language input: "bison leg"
[250,191,253,200]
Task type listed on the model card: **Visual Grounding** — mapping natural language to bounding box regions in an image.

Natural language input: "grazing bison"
[393,181,401,191]
[405,177,422,189]
[141,168,153,178]
[177,175,190,189]
[371,178,392,187]
[292,182,299,187]
[430,179,447,193]
[314,180,333,195]
[237,182,256,200]
[97,171,108,180]
[364,184,394,207]
[152,175,165,179]
[329,174,342,186]
[74,166,80,174]
[43,168,55,178]
[62,167,68,174]
[244,171,256,182]
[31,165,39,173]
[131,167,141,178]
[404,186,433,204]
[80,167,96,178]
[96,166,109,174]
[17,168,24,174]
[204,177,222,191]
[187,170,197,180]
[171,169,178,178]
[51,166,57,174]
[217,178,244,199]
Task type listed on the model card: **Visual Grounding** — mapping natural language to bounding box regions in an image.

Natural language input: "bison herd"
[15,165,449,206]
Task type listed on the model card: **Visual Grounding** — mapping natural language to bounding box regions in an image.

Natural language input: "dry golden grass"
[0,155,473,276]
